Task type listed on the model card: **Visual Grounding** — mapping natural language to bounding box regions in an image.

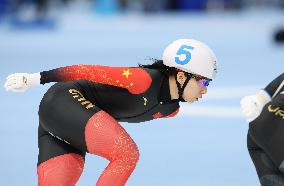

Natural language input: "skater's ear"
[176,71,186,85]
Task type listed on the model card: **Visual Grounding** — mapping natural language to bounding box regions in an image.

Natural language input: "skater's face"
[176,72,209,103]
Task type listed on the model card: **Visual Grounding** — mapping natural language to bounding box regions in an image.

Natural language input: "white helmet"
[162,39,217,79]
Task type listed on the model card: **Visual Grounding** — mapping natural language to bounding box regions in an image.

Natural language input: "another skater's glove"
[4,73,41,92]
[240,90,271,122]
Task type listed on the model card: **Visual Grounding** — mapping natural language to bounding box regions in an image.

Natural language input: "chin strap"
[175,73,191,102]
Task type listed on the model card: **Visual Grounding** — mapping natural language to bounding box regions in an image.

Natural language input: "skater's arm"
[264,73,284,97]
[240,89,271,122]
[5,65,152,94]
[40,64,152,94]
[240,73,284,122]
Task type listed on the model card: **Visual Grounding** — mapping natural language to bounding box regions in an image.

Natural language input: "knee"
[85,111,140,165]
[124,142,140,164]
[113,134,140,166]
[132,145,140,165]
[110,139,140,172]
[132,144,140,162]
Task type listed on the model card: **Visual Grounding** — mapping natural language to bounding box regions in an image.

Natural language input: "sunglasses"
[199,79,210,87]
[192,75,211,87]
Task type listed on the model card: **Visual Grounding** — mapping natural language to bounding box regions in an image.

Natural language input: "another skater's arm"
[240,73,284,122]
[264,73,284,97]
[240,89,271,122]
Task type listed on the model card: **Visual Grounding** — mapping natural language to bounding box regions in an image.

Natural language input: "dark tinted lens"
[199,79,210,87]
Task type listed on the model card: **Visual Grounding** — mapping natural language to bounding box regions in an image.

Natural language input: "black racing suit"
[38,65,180,165]
[247,73,284,186]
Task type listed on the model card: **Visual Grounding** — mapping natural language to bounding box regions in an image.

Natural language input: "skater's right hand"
[240,90,271,122]
[4,73,41,92]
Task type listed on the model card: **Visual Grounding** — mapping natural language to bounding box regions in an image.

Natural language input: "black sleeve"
[40,70,61,84]
[264,73,284,97]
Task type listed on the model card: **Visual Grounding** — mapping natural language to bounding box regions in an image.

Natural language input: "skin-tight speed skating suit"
[247,73,284,186]
[37,64,180,186]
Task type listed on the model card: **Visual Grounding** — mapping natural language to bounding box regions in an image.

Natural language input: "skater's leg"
[37,125,85,186]
[39,81,139,186]
[85,111,140,186]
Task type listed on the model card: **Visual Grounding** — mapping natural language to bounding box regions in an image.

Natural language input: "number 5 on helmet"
[162,39,218,80]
